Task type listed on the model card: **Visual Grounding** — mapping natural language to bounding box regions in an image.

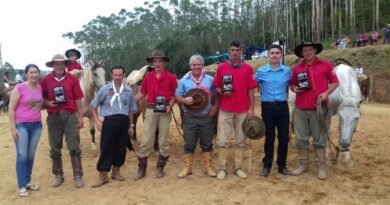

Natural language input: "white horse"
[80,61,106,150]
[289,63,362,163]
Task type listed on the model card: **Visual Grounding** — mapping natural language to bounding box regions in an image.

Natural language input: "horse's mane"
[126,65,149,86]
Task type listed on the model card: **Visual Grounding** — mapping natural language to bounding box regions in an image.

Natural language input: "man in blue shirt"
[255,44,291,177]
[175,54,218,178]
[90,66,138,187]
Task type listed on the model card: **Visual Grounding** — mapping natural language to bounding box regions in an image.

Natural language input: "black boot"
[134,157,148,181]
[70,156,84,188]
[156,155,169,178]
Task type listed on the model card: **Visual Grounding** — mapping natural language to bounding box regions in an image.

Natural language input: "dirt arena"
[1,99,390,205]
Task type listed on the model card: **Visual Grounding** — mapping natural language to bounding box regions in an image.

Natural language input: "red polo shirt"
[67,62,83,72]
[213,62,258,113]
[291,57,339,110]
[41,72,84,113]
[140,69,177,104]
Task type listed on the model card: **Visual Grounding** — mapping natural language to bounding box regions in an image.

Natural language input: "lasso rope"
[316,96,340,164]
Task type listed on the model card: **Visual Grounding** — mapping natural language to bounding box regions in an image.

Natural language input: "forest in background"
[62,0,390,77]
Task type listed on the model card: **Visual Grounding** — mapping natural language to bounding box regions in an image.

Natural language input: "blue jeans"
[15,122,42,189]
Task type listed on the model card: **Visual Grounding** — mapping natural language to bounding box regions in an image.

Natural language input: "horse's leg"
[89,117,97,151]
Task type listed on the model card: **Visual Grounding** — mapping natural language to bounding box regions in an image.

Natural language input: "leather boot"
[70,155,84,188]
[91,171,109,188]
[217,148,229,180]
[112,166,125,181]
[156,155,169,178]
[315,148,327,180]
[203,152,217,177]
[134,157,148,181]
[178,153,193,178]
[234,148,247,179]
[52,159,64,187]
[292,149,309,176]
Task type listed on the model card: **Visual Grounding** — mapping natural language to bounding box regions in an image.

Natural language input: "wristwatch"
[130,124,135,127]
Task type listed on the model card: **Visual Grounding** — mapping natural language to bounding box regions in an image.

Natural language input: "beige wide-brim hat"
[184,88,209,112]
[146,50,170,62]
[242,116,266,140]
[46,54,72,67]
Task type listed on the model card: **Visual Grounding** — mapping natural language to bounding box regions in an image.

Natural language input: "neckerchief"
[110,83,124,109]
[190,72,211,97]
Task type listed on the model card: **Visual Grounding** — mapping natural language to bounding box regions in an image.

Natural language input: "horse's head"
[88,60,106,89]
[338,98,361,150]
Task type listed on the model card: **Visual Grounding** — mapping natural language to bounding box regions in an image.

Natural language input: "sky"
[0,0,144,71]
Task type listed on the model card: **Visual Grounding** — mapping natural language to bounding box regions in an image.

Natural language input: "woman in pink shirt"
[9,64,43,197]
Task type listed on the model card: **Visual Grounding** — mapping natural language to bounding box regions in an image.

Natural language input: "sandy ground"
[1,99,390,205]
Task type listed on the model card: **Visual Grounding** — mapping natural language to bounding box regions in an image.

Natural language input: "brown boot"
[292,149,309,176]
[70,156,84,188]
[217,148,229,180]
[178,153,193,178]
[111,166,125,181]
[91,171,109,188]
[52,159,64,187]
[134,157,148,181]
[315,148,327,180]
[156,155,169,178]
[203,152,217,177]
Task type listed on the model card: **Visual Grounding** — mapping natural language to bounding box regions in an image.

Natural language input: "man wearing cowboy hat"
[65,48,83,78]
[290,41,339,180]
[134,50,177,180]
[255,44,292,177]
[213,40,258,180]
[175,54,218,178]
[41,54,85,187]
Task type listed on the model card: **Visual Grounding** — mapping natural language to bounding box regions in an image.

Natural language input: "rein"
[316,96,340,164]
[171,107,184,138]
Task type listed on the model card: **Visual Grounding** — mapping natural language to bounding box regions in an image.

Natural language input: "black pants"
[261,102,290,169]
[97,115,129,171]
[182,115,214,153]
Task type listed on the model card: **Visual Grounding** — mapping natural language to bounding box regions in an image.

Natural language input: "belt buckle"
[59,109,68,115]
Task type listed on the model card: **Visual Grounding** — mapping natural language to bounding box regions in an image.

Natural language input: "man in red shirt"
[290,42,339,180]
[65,49,83,78]
[213,40,258,180]
[134,50,177,180]
[41,54,85,187]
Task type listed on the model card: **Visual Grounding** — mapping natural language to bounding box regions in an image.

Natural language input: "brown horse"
[358,76,370,102]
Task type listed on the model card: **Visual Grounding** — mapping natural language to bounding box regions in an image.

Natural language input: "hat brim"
[146,56,170,63]
[46,60,72,68]
[184,88,209,112]
[242,116,265,140]
[65,49,81,59]
[294,43,323,58]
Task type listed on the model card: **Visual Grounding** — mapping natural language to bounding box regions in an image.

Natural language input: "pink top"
[15,83,43,123]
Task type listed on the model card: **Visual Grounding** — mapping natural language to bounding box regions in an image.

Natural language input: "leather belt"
[105,114,127,119]
[262,101,287,105]
[50,109,72,115]
[183,113,210,119]
[147,104,155,109]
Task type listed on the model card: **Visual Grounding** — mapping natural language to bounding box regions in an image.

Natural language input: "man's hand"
[248,109,254,118]
[95,120,103,131]
[292,86,303,93]
[182,97,194,105]
[318,92,329,104]
[209,105,218,116]
[46,100,58,108]
[222,91,233,97]
[128,127,134,137]
[77,117,84,129]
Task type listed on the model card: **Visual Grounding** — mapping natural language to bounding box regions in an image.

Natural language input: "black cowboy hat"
[293,41,323,58]
[146,50,170,62]
[65,48,81,59]
[45,54,72,67]
[184,88,209,112]
[242,116,265,140]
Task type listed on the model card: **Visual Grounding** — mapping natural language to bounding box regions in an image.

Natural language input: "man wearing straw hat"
[290,41,339,180]
[213,40,258,180]
[134,50,177,180]
[41,54,85,187]
[175,54,218,178]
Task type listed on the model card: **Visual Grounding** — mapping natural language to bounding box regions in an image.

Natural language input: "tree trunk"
[331,0,334,40]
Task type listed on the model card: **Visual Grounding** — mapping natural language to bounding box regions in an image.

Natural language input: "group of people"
[9,40,339,197]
